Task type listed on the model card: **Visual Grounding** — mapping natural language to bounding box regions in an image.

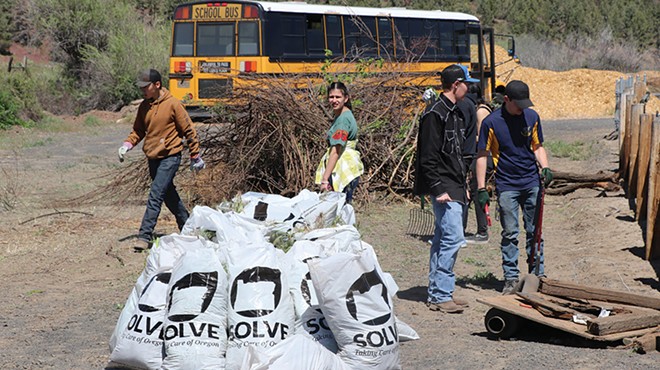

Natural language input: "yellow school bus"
[169,1,514,118]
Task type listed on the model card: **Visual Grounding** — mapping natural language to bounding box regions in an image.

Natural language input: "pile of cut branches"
[80,59,434,207]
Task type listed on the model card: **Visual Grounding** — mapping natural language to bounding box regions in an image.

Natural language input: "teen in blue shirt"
[475,80,552,294]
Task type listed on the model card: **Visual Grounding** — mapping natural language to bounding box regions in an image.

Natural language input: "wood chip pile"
[494,46,660,120]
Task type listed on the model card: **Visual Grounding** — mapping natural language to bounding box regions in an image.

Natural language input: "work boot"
[426,301,464,313]
[133,239,152,252]
[452,297,470,307]
[502,279,520,295]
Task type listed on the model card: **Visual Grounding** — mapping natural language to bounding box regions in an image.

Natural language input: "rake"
[406,195,435,237]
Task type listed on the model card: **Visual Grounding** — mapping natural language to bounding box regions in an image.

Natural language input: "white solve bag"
[224,241,296,370]
[239,333,349,370]
[160,242,228,370]
[308,249,401,370]
[109,267,172,370]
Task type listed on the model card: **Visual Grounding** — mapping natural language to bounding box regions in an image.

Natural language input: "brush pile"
[89,67,431,206]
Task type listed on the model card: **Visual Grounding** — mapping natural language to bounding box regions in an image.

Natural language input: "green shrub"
[35,0,170,112]
[0,69,50,128]
[0,89,27,129]
[79,4,170,110]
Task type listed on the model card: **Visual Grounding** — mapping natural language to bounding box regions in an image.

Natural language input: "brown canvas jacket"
[125,87,200,160]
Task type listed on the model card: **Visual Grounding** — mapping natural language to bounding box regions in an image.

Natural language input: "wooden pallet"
[477,294,659,341]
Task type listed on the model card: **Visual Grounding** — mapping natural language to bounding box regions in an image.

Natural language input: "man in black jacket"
[414,64,478,314]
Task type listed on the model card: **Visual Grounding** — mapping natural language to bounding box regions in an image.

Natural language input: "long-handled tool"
[528,183,545,276]
[517,182,546,294]
[406,195,435,237]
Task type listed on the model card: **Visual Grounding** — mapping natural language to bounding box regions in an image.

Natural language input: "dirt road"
[0,115,658,369]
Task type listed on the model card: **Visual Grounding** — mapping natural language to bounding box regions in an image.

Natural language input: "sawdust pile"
[494,46,660,120]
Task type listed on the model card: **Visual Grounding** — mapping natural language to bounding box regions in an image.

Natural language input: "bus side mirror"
[507,37,515,57]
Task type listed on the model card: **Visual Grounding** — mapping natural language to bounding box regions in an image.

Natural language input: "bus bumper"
[185,106,214,121]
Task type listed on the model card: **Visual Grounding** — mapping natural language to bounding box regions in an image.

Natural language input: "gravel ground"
[0,116,658,369]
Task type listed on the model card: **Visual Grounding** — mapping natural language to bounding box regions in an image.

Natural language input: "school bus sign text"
[192,4,241,20]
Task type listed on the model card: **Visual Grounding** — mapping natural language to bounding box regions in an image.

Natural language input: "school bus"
[169,1,515,118]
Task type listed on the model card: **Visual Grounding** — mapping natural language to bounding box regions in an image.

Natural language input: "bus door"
[170,2,261,115]
[468,24,495,100]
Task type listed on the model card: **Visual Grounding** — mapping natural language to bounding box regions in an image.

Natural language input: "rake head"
[406,197,435,237]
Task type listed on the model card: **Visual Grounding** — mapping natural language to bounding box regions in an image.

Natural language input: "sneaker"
[502,279,520,295]
[466,233,488,244]
[426,301,464,313]
[452,297,470,307]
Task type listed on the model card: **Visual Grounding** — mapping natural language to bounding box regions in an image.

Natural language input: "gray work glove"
[118,142,132,162]
[191,156,205,171]
[422,88,437,104]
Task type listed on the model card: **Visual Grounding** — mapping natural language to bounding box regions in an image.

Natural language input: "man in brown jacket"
[118,69,204,249]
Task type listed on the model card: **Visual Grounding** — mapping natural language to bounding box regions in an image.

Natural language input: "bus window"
[325,15,343,56]
[344,16,360,57]
[377,18,394,59]
[408,19,430,59]
[454,21,469,60]
[238,21,259,56]
[438,21,453,59]
[361,17,377,57]
[198,23,234,56]
[423,19,439,60]
[282,14,305,55]
[344,16,376,57]
[173,23,193,56]
[306,14,325,56]
[393,19,408,59]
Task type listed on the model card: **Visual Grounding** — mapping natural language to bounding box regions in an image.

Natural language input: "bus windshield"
[173,21,260,57]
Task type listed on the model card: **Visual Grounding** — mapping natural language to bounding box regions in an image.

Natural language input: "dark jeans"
[328,177,359,204]
[138,153,189,241]
[462,157,492,235]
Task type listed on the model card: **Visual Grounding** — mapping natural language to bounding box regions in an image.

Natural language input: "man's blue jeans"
[498,187,544,280]
[138,154,189,241]
[428,199,464,304]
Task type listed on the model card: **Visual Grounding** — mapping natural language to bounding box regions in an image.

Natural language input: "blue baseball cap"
[441,64,479,85]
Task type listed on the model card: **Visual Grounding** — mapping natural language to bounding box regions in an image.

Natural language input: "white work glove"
[191,156,205,171]
[422,88,437,103]
[118,142,132,162]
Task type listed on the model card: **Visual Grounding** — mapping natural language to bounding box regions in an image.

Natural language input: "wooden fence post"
[620,95,633,180]
[618,89,626,152]
[626,104,644,199]
[633,77,646,104]
[647,116,660,260]
[636,114,653,220]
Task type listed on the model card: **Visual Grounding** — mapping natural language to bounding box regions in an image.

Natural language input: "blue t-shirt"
[327,110,358,147]
[477,107,543,192]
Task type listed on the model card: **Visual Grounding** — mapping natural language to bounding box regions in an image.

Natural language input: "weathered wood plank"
[619,93,629,153]
[648,116,660,260]
[539,278,660,310]
[623,330,660,353]
[587,313,660,336]
[619,95,632,180]
[636,114,653,220]
[516,292,579,319]
[627,104,644,199]
[552,171,617,182]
